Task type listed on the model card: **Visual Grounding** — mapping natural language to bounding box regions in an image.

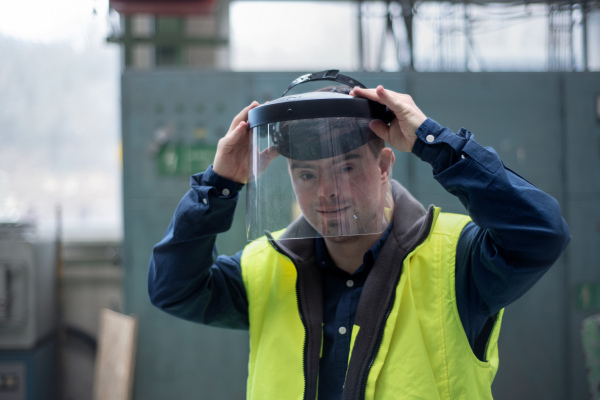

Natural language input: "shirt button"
[346,280,354,288]
[426,134,435,143]
[339,327,347,335]
[461,154,466,159]
[202,198,208,204]
[222,188,230,196]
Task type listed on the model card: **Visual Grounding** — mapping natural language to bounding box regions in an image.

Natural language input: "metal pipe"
[358,1,365,71]
[583,0,589,71]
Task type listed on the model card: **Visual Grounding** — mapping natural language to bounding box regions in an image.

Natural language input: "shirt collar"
[315,222,394,276]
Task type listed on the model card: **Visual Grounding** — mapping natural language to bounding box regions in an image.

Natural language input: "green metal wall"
[122,71,600,399]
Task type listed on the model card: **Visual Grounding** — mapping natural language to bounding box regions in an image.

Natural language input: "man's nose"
[317,171,337,199]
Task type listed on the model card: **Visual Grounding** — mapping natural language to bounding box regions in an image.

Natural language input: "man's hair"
[313,85,386,160]
[366,135,385,160]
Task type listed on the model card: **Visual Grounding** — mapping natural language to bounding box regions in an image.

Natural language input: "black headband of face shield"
[248,70,394,160]
[281,69,368,96]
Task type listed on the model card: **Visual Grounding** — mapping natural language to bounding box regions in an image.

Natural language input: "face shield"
[246,70,395,241]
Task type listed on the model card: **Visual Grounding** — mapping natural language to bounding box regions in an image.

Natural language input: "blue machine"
[0,223,58,400]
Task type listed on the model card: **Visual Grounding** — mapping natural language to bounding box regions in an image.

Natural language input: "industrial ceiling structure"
[107,0,600,71]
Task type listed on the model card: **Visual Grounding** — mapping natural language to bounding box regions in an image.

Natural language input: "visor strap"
[281,70,368,96]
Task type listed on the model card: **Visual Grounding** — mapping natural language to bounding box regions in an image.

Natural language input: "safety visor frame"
[245,70,395,241]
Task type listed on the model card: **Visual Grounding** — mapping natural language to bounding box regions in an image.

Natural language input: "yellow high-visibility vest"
[241,208,503,400]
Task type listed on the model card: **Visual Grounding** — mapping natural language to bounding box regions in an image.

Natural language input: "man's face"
[288,143,392,238]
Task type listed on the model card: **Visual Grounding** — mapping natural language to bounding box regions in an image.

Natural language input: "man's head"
[246,82,395,240]
[287,139,394,238]
[277,86,393,238]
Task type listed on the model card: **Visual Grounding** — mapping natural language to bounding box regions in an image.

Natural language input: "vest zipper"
[358,210,436,400]
[359,291,396,400]
[267,232,311,400]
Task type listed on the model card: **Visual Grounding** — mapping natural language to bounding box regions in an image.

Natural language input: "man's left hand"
[350,86,427,153]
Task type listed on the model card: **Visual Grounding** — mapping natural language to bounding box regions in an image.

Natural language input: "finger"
[350,85,394,102]
[229,101,259,132]
[372,86,403,112]
[260,145,279,160]
[228,121,250,145]
[220,121,250,153]
[353,86,406,115]
[258,146,280,174]
[349,86,379,101]
[350,85,398,112]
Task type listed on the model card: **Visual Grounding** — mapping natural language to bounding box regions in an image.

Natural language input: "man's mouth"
[316,205,351,216]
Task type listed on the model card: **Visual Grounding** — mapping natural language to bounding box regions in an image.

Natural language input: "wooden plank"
[93,309,138,400]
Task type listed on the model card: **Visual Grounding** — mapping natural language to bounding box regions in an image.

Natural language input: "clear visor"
[246,117,394,241]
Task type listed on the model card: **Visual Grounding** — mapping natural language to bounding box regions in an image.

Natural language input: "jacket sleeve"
[147,165,249,330]
[412,118,571,337]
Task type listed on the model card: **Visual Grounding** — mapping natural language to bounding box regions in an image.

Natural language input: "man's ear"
[379,147,395,181]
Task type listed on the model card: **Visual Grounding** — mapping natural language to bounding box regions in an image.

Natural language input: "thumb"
[258,146,280,175]
[369,120,390,140]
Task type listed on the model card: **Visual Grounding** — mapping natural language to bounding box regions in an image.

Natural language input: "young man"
[148,84,570,399]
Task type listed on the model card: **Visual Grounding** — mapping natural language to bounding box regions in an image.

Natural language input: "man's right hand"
[213,101,259,184]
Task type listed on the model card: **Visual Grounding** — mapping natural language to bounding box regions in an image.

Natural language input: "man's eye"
[340,166,353,173]
[300,173,315,181]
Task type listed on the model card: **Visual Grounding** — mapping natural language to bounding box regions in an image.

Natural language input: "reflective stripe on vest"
[241,210,503,400]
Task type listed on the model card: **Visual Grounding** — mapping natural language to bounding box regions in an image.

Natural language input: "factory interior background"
[0,0,599,399]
